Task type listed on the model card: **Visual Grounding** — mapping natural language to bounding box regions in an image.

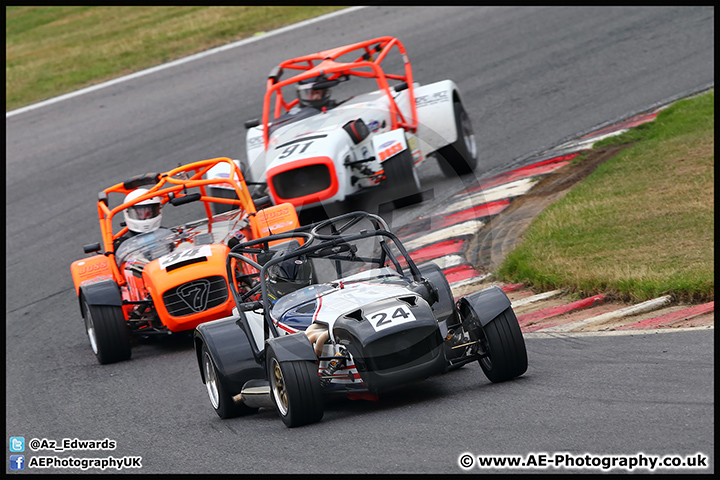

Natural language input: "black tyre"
[82,298,131,365]
[201,344,258,419]
[436,100,477,177]
[462,304,527,382]
[267,343,324,428]
[382,149,423,208]
[418,262,457,327]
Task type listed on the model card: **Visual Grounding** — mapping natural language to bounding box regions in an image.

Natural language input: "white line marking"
[417,255,466,270]
[524,325,713,338]
[7,7,366,118]
[403,220,484,252]
[435,178,536,216]
[511,289,564,307]
[542,295,673,332]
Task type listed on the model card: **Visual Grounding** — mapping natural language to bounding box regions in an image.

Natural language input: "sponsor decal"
[378,142,403,162]
[415,90,449,107]
[367,120,381,132]
[248,136,264,147]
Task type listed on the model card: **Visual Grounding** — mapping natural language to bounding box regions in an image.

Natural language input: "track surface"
[6,7,714,474]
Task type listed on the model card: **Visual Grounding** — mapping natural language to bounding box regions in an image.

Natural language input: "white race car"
[211,36,477,215]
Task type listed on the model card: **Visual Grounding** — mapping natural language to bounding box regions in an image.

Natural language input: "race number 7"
[368,305,416,331]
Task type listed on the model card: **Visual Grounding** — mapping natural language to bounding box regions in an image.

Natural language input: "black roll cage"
[225,212,424,361]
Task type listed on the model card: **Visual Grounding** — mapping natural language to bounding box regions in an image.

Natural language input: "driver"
[296,76,336,110]
[113,188,163,249]
[266,254,314,304]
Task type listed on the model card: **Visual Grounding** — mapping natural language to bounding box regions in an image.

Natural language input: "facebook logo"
[10,455,25,470]
[10,437,25,452]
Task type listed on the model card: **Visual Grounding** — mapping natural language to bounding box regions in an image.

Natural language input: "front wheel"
[82,298,131,365]
[267,344,324,428]
[461,304,527,382]
[436,100,478,177]
[382,149,423,208]
[201,344,258,419]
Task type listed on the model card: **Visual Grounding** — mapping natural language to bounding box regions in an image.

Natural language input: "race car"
[194,212,527,427]
[70,157,301,364]
[223,36,478,215]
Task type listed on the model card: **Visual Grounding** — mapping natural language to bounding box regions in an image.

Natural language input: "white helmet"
[123,188,162,233]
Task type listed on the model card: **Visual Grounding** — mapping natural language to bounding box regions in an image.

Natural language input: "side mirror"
[238,301,263,312]
[244,119,260,129]
[83,243,101,254]
[394,82,408,92]
[170,192,202,206]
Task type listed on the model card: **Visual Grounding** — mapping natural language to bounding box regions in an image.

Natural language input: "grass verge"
[6,6,345,111]
[496,90,714,303]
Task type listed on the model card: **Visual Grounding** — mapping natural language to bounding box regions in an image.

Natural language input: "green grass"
[6,6,346,111]
[497,90,714,303]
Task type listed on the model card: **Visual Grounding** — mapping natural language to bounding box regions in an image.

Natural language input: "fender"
[418,262,458,329]
[413,79,461,154]
[194,316,265,394]
[78,280,123,316]
[246,126,265,182]
[265,332,317,362]
[70,254,116,296]
[457,286,512,327]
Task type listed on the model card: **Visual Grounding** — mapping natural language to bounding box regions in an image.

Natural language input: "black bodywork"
[194,212,527,426]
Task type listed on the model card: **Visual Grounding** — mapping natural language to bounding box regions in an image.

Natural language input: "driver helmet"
[123,188,162,233]
[296,76,332,109]
[266,254,313,303]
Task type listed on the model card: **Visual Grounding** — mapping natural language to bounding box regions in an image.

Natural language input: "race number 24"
[368,305,416,331]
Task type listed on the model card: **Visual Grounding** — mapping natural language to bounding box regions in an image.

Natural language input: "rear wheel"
[460,304,527,382]
[201,344,258,419]
[82,299,131,364]
[267,344,324,428]
[437,100,477,177]
[382,149,423,208]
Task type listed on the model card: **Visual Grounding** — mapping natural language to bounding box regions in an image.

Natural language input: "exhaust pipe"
[233,379,274,409]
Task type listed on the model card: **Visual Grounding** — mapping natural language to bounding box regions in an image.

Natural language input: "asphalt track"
[5,6,714,474]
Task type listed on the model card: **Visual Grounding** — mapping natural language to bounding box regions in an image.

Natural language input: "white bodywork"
[244,81,461,209]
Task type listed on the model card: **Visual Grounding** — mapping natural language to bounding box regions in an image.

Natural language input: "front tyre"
[382,149,423,208]
[201,344,258,419]
[267,344,323,428]
[82,298,131,365]
[461,303,527,382]
[437,100,477,177]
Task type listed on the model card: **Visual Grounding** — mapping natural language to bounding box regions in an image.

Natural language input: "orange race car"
[70,157,300,364]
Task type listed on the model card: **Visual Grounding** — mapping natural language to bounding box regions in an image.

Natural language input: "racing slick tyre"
[437,100,478,177]
[460,303,527,383]
[382,149,423,209]
[200,344,259,419]
[267,344,324,428]
[82,299,131,364]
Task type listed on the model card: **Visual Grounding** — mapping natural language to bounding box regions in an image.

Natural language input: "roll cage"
[95,157,261,287]
[261,36,419,150]
[226,212,427,361]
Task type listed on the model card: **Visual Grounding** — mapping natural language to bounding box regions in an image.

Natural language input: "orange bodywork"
[141,244,232,332]
[71,157,301,332]
[70,255,115,295]
[260,36,418,150]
